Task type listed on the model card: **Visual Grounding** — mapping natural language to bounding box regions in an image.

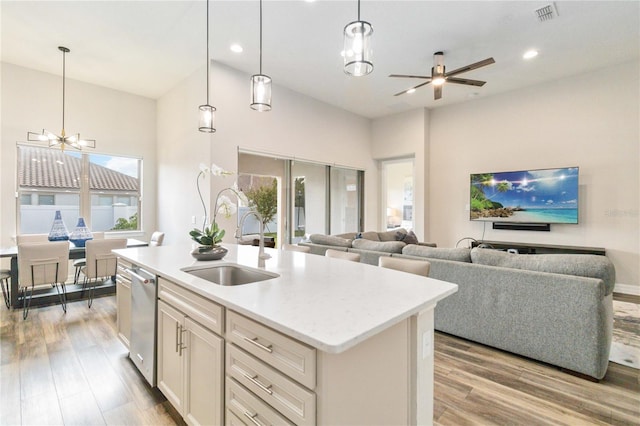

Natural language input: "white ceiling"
[2,1,638,119]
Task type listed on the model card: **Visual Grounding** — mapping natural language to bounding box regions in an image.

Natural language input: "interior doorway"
[381,158,415,231]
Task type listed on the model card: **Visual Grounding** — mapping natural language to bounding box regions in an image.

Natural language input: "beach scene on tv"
[470,167,579,224]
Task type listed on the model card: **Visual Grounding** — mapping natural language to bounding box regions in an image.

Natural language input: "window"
[17,145,141,234]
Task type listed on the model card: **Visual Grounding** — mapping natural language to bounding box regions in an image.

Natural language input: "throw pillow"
[378,228,406,241]
[359,231,381,241]
[309,234,353,248]
[402,245,472,262]
[396,231,418,244]
[352,239,406,253]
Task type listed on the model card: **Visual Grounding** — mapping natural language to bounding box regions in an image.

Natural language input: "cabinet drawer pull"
[243,411,263,426]
[242,372,273,395]
[243,336,273,353]
[175,323,180,353]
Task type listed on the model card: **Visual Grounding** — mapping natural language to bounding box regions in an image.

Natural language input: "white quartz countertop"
[114,243,458,354]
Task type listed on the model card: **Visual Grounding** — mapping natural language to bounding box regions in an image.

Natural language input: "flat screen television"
[470,166,579,224]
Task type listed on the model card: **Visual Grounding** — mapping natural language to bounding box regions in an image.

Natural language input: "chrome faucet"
[236,210,272,267]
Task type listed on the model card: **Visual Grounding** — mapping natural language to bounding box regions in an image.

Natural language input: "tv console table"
[472,240,606,256]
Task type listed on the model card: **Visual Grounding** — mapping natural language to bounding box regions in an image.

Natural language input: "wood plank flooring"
[1,296,638,425]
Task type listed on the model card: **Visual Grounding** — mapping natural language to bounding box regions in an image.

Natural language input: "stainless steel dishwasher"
[127,266,157,386]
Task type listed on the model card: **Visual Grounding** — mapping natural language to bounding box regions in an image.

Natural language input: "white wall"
[157,61,374,246]
[430,60,639,289]
[372,108,429,240]
[0,62,157,248]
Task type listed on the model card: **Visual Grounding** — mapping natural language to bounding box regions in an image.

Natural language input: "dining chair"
[149,231,165,246]
[72,232,105,285]
[1,269,10,309]
[16,234,49,244]
[378,256,431,277]
[18,241,70,319]
[282,243,311,253]
[325,249,361,262]
[81,239,127,307]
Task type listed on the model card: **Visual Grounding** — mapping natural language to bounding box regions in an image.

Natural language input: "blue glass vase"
[69,217,93,247]
[48,210,69,241]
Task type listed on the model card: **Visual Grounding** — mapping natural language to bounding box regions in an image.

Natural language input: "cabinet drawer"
[227,311,316,389]
[226,377,295,426]
[116,259,133,281]
[158,277,224,335]
[227,344,316,426]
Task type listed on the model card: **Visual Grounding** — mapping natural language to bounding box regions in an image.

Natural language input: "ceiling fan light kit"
[343,0,373,77]
[198,0,216,133]
[390,51,495,100]
[27,46,96,151]
[250,0,272,111]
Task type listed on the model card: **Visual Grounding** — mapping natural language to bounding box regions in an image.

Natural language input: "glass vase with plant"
[189,163,246,259]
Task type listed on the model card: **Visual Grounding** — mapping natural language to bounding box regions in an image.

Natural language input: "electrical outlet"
[191,215,196,224]
[465,204,470,211]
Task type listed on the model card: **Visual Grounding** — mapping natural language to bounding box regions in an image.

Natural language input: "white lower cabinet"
[157,279,224,426]
[115,261,132,348]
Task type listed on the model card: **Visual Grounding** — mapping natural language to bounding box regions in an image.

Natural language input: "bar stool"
[18,241,70,319]
[325,249,361,262]
[378,256,431,277]
[282,244,311,253]
[1,269,10,308]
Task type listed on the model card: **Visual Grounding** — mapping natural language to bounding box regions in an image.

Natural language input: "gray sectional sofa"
[299,233,615,379]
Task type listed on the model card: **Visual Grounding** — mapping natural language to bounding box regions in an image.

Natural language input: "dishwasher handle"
[125,268,155,284]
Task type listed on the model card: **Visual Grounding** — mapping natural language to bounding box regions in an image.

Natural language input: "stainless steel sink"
[182,264,279,286]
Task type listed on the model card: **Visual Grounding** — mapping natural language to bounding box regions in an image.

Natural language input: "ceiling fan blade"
[445,57,495,78]
[393,80,431,96]
[434,85,442,100]
[389,74,431,79]
[446,77,487,87]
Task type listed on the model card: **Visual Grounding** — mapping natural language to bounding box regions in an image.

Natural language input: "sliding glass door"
[290,161,327,243]
[239,151,363,246]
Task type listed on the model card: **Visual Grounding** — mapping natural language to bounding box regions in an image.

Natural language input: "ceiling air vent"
[535,3,559,22]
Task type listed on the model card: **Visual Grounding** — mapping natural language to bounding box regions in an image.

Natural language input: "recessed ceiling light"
[523,49,538,60]
[230,44,243,53]
[304,0,316,3]
[406,88,416,94]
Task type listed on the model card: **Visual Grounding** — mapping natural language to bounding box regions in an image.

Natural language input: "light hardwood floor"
[1,296,638,425]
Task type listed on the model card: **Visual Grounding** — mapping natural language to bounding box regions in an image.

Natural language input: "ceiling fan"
[390,51,495,100]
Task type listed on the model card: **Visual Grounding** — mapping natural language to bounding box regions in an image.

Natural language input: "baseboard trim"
[614,283,640,296]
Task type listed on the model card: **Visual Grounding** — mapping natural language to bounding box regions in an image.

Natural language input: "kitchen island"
[114,243,457,426]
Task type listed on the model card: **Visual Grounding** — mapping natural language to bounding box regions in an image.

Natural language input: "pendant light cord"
[206,0,210,105]
[61,48,66,131]
[259,0,263,74]
[357,0,361,21]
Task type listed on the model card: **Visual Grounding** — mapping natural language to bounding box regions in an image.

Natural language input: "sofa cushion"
[470,248,616,295]
[334,232,357,240]
[309,234,353,248]
[378,228,406,242]
[396,230,419,245]
[352,239,406,253]
[358,231,381,241]
[402,245,472,262]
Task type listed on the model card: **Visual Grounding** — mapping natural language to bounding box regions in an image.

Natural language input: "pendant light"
[27,46,96,151]
[199,0,216,132]
[343,0,373,76]
[250,0,272,111]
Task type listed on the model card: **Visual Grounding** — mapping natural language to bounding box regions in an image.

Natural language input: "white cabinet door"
[157,300,185,413]
[183,317,224,426]
[116,278,131,348]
